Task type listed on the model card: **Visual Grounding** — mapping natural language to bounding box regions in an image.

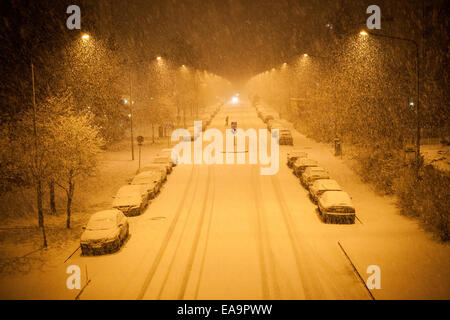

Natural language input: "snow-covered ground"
[0,102,448,299]
[421,144,450,173]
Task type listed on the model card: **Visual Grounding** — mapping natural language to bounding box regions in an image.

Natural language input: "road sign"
[137,135,144,146]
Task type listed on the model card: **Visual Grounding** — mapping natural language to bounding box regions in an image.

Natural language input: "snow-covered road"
[71,103,368,300]
[1,102,447,300]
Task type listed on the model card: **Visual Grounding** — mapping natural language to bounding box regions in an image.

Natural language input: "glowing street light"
[81,33,90,40]
[156,56,162,61]
[359,30,369,37]
[303,53,308,57]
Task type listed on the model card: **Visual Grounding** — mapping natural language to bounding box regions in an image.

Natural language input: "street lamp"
[81,33,90,40]
[359,30,421,168]
[124,97,134,160]
[29,32,92,247]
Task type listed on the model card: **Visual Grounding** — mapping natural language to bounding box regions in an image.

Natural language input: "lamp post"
[29,32,90,247]
[359,30,421,168]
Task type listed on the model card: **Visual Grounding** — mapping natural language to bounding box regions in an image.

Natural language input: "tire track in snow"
[250,164,280,299]
[136,165,197,300]
[192,165,216,299]
[154,165,203,299]
[269,174,322,299]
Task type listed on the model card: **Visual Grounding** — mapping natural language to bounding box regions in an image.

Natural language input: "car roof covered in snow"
[304,166,327,174]
[314,179,342,190]
[320,191,353,207]
[294,158,318,166]
[89,209,120,220]
[140,164,166,171]
[113,185,146,207]
[312,179,341,191]
[152,156,171,163]
[287,150,307,158]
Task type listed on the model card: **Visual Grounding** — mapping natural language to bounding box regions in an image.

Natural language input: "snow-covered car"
[159,148,178,166]
[292,158,318,177]
[112,184,149,216]
[287,150,308,168]
[309,179,342,203]
[138,164,167,181]
[152,156,174,174]
[131,171,162,198]
[278,129,293,145]
[317,191,355,224]
[301,166,330,188]
[80,209,129,255]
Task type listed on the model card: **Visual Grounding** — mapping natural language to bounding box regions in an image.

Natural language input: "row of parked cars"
[80,150,177,256]
[253,101,355,224]
[254,104,293,145]
[287,151,356,224]
[80,104,222,256]
[186,103,222,141]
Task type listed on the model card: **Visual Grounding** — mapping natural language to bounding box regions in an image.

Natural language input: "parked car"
[309,179,342,203]
[292,158,318,177]
[287,150,308,168]
[131,171,162,198]
[112,184,149,216]
[152,156,174,173]
[301,166,330,189]
[278,129,293,145]
[80,209,129,255]
[317,191,355,224]
[138,164,167,181]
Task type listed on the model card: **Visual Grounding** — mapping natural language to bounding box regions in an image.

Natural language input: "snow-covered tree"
[49,112,104,229]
